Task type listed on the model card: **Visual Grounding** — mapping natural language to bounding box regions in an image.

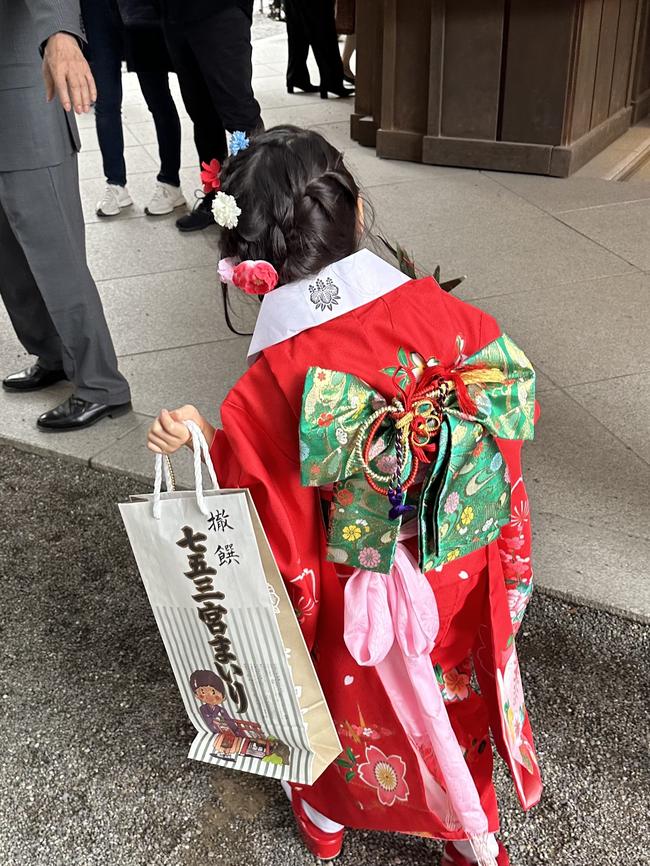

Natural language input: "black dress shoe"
[37,396,132,432]
[176,191,215,233]
[3,363,67,392]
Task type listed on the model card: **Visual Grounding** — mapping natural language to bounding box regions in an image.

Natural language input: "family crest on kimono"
[146,125,542,866]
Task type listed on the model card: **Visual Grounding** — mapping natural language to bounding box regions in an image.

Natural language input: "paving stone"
[126,117,194,147]
[524,390,650,542]
[387,208,634,300]
[75,109,97,129]
[79,124,137,152]
[531,511,650,621]
[118,338,249,420]
[251,62,282,80]
[260,98,354,130]
[0,383,146,465]
[557,198,650,270]
[321,121,463,189]
[476,272,650,386]
[79,167,201,224]
[98,267,259,355]
[565,372,650,464]
[143,138,202,173]
[85,214,213,281]
[91,418,198,489]
[77,144,158,181]
[483,172,650,213]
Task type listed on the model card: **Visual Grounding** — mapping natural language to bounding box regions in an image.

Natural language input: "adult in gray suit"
[0,0,131,431]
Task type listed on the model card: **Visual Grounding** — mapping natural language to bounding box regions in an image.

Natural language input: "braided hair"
[218,125,361,286]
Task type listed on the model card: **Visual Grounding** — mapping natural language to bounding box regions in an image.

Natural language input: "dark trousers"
[162,6,262,170]
[0,153,130,404]
[81,0,181,187]
[284,0,344,90]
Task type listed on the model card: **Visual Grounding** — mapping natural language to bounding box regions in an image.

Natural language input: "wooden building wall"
[351,0,650,176]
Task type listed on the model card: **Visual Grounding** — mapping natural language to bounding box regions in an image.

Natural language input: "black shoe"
[37,396,132,432]
[3,363,67,392]
[287,80,319,94]
[320,84,355,100]
[175,191,215,233]
[343,72,356,85]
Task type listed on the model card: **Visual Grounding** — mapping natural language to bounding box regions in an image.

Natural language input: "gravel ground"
[0,445,648,866]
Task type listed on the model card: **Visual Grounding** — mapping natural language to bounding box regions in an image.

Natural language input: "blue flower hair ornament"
[229,131,250,157]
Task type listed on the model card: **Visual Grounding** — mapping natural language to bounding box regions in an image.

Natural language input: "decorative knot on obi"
[299,333,535,574]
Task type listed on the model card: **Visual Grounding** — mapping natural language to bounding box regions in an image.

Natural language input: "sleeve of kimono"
[496,443,534,634]
[208,358,325,651]
[479,312,536,633]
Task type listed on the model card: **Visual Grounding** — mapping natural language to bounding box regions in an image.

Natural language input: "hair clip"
[218,257,278,295]
[200,158,221,194]
[212,192,241,229]
[229,131,250,157]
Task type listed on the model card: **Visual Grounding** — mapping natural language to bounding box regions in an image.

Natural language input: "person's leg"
[342,34,356,80]
[80,0,127,188]
[187,6,262,134]
[162,23,227,168]
[0,189,64,372]
[284,0,313,89]
[161,22,227,230]
[136,70,182,187]
[305,0,347,92]
[0,155,130,406]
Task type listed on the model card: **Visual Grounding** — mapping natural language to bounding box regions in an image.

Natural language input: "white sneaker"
[145,181,186,216]
[96,184,133,217]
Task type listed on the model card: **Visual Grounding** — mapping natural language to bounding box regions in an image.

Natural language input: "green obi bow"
[299,334,535,574]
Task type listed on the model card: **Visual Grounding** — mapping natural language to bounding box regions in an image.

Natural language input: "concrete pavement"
[0,14,649,622]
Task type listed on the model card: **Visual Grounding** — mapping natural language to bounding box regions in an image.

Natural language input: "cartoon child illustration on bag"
[190,669,246,738]
[190,669,291,765]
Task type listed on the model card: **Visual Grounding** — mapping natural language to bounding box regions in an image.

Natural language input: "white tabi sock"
[451,835,499,862]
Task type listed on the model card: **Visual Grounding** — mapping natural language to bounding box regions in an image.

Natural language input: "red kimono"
[210,251,542,842]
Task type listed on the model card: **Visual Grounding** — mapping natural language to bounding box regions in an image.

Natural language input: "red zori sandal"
[291,794,345,860]
[442,840,510,866]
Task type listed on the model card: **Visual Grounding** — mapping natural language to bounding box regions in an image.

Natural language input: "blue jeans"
[81,0,181,187]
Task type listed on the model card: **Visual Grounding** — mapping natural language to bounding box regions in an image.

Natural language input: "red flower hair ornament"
[218,257,279,295]
[200,159,221,194]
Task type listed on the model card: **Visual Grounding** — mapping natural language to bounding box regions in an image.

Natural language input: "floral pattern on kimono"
[497,474,534,633]
[496,647,539,781]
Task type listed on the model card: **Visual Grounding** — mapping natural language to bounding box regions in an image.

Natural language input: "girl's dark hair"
[218,125,361,286]
[189,669,224,695]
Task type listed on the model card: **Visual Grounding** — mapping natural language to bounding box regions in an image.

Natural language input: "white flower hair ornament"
[212,192,241,229]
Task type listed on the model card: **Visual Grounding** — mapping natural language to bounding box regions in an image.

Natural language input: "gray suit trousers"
[0,151,130,404]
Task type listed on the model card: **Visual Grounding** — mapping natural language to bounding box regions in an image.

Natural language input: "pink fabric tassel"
[344,545,495,862]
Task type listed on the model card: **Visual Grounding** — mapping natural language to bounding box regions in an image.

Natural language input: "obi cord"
[299,334,536,575]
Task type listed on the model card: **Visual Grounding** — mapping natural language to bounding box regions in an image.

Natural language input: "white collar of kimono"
[247,248,410,363]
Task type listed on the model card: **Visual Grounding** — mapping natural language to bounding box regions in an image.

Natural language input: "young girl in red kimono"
[147,126,542,866]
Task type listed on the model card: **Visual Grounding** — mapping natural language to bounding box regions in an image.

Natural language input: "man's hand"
[42,33,96,114]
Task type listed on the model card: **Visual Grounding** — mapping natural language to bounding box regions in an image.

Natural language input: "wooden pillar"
[350,0,384,147]
[631,0,650,121]
[376,0,432,161]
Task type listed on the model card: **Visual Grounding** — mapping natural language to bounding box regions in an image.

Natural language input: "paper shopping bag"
[119,422,341,784]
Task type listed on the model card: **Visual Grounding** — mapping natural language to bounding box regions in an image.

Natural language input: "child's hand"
[147,405,201,454]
